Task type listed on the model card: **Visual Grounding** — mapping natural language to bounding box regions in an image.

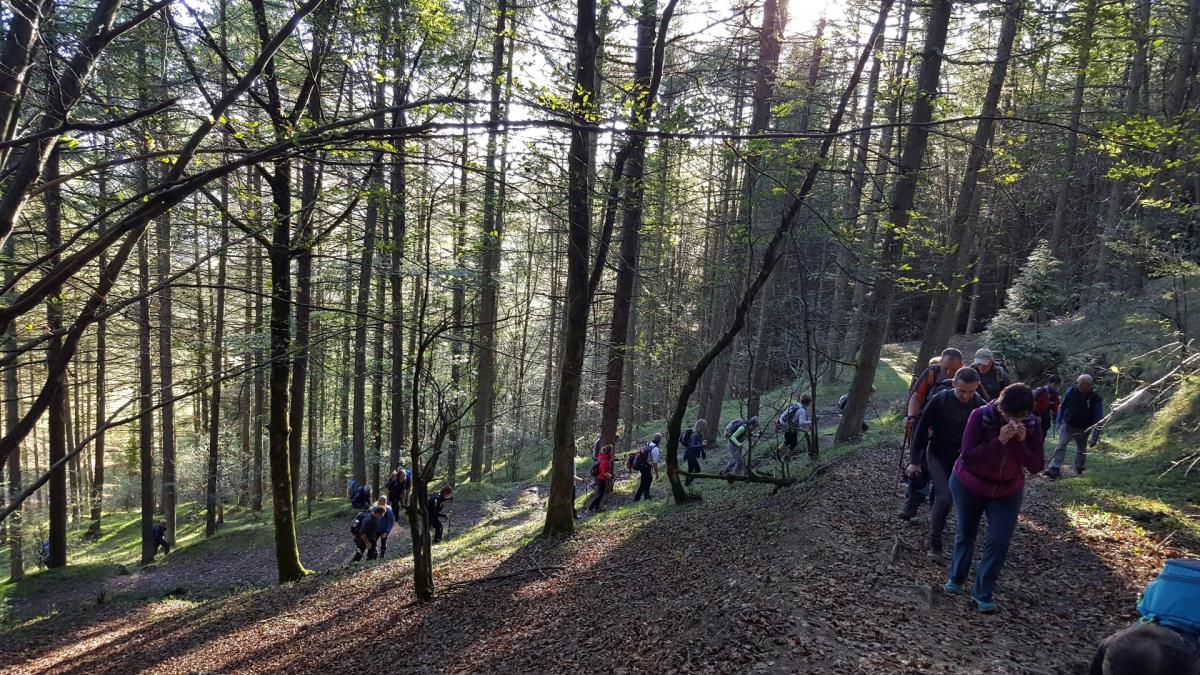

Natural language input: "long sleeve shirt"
[909,390,985,466]
[729,424,747,448]
[955,403,1044,498]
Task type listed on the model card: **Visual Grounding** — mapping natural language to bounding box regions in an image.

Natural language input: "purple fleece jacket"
[953,402,1045,498]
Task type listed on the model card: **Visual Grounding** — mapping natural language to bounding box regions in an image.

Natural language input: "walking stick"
[444,511,453,540]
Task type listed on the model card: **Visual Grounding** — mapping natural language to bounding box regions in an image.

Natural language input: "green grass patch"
[1049,378,1200,547]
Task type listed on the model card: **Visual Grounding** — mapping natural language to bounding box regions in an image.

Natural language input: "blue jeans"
[948,472,1023,603]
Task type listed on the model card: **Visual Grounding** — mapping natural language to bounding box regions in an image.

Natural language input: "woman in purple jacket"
[945,383,1044,612]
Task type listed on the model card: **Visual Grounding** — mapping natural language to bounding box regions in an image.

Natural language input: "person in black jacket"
[1045,374,1104,479]
[682,420,707,487]
[428,485,454,543]
[351,507,385,562]
[150,519,171,559]
[906,367,986,560]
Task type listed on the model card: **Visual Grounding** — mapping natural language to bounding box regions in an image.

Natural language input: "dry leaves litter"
[0,445,1184,674]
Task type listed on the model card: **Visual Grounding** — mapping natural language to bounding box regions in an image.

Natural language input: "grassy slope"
[0,346,916,625]
[1048,376,1200,545]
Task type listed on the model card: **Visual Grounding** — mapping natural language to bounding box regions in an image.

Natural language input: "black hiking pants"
[685,454,701,486]
[634,468,653,501]
[588,479,609,512]
[352,534,378,562]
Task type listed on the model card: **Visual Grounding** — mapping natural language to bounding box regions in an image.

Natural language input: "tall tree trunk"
[470,0,509,483]
[837,0,953,441]
[853,0,913,317]
[705,0,787,425]
[156,208,176,546]
[390,26,409,479]
[206,0,230,535]
[5,236,22,579]
[916,0,1022,372]
[544,0,600,536]
[252,208,265,512]
[598,0,661,448]
[44,147,67,568]
[749,15,824,411]
[827,25,885,384]
[1047,0,1097,259]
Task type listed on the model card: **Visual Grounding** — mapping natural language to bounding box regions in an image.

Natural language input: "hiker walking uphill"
[631,433,662,501]
[375,497,396,559]
[1045,374,1104,479]
[349,480,372,510]
[946,383,1045,613]
[777,396,814,460]
[1033,375,1062,442]
[906,348,964,434]
[722,417,757,476]
[428,486,454,543]
[906,368,986,561]
[588,444,615,512]
[682,420,707,487]
[971,348,1011,401]
[350,506,385,562]
[150,520,170,559]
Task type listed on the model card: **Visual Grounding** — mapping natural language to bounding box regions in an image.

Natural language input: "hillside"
[1,442,1187,674]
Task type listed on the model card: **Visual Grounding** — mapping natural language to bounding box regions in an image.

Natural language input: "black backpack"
[632,443,653,471]
[350,510,370,535]
[681,428,694,447]
[725,418,746,438]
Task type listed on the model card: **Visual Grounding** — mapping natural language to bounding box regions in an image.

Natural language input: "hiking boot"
[926,541,944,562]
[943,579,962,595]
[896,505,918,521]
[1042,467,1061,480]
[1075,467,1085,477]
[972,595,998,613]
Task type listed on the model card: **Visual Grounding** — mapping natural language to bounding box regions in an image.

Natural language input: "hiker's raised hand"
[1014,421,1027,443]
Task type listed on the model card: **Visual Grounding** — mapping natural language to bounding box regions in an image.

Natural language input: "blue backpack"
[1138,559,1200,634]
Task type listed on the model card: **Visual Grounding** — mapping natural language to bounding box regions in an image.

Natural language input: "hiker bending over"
[682,420,707,487]
[631,433,662,502]
[1032,375,1062,442]
[945,383,1043,613]
[387,468,410,509]
[151,519,171,559]
[1090,559,1200,674]
[971,348,1010,401]
[906,367,985,560]
[350,506,385,562]
[906,348,963,433]
[428,485,454,543]
[375,497,395,558]
[1045,373,1103,479]
[721,417,757,476]
[776,397,813,460]
[588,444,615,512]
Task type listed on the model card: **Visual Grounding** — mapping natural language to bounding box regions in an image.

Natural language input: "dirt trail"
[7,483,532,620]
[1,445,1184,674]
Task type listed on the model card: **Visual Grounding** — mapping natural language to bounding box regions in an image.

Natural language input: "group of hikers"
[898,346,1106,614]
[345,467,455,562]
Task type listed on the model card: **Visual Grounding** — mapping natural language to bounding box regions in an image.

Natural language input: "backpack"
[348,479,359,501]
[725,418,746,439]
[681,428,694,448]
[632,443,653,471]
[928,378,955,399]
[777,403,801,431]
[908,366,942,397]
[1138,559,1200,634]
[350,510,370,535]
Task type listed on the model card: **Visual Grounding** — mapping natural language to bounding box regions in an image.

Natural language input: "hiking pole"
[444,511,453,540]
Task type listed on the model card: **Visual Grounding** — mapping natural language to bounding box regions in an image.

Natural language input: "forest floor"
[1,438,1190,674]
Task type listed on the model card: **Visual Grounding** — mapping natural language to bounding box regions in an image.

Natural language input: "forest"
[0,0,1198,672]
